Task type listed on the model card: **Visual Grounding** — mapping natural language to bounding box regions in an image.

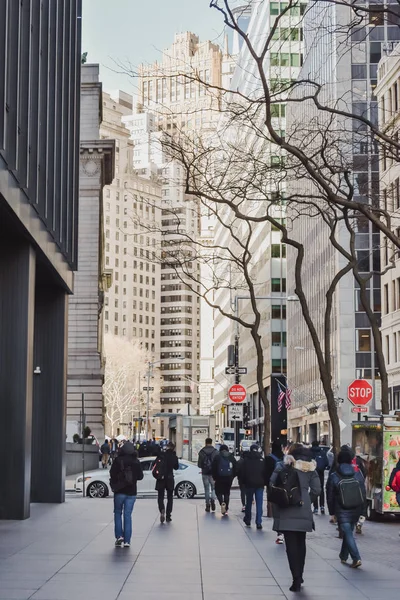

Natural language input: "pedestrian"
[265,441,284,543]
[100,439,110,469]
[109,441,144,548]
[236,454,247,513]
[211,444,236,516]
[270,443,321,592]
[153,441,179,523]
[388,453,400,506]
[240,444,267,529]
[326,449,366,569]
[197,437,218,512]
[310,440,328,514]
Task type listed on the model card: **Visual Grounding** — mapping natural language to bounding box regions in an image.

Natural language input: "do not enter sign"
[228,384,247,403]
[348,379,373,406]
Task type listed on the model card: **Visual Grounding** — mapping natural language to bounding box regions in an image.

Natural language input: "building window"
[356,329,371,352]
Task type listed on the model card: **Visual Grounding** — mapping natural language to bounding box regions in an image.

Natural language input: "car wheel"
[175,481,196,499]
[87,481,108,498]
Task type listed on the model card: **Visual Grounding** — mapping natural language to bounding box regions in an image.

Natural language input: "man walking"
[100,439,110,469]
[240,444,267,529]
[109,441,143,547]
[212,444,236,516]
[326,449,366,568]
[153,442,179,523]
[311,441,328,514]
[198,438,218,512]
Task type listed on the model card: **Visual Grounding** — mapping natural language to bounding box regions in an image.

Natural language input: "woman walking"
[270,443,321,592]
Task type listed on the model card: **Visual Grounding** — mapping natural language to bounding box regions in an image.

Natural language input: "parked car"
[240,440,258,455]
[75,456,204,500]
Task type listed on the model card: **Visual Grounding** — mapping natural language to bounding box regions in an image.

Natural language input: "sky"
[82,0,225,95]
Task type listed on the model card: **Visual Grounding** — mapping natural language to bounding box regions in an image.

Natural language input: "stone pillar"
[31,283,68,503]
[0,234,35,520]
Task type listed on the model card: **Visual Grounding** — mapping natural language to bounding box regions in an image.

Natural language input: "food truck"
[351,416,400,519]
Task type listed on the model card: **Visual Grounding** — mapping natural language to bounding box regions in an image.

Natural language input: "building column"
[0,237,36,520]
[31,283,68,503]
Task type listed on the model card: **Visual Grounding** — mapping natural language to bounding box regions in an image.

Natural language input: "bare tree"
[103,334,160,436]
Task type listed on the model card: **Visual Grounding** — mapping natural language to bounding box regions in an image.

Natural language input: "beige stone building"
[133,32,232,417]
[100,91,162,352]
[67,65,114,440]
[376,44,400,412]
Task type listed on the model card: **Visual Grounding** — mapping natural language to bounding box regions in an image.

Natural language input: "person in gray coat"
[270,443,321,592]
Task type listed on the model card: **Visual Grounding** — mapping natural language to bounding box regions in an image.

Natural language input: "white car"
[75,456,204,500]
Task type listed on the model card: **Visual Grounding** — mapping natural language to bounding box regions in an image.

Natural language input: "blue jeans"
[339,521,361,562]
[245,487,264,526]
[202,474,216,504]
[114,494,136,544]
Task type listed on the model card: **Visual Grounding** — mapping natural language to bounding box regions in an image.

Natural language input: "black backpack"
[337,476,364,509]
[201,450,216,475]
[268,465,303,508]
[218,455,233,477]
[152,455,167,481]
[111,459,134,493]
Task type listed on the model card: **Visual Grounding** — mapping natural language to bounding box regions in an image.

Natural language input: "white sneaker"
[221,502,227,515]
[115,537,124,547]
[275,534,284,545]
[123,542,130,548]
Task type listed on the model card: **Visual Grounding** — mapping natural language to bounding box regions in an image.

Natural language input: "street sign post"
[228,404,243,421]
[225,366,247,375]
[228,384,247,403]
[348,379,373,421]
[347,379,373,406]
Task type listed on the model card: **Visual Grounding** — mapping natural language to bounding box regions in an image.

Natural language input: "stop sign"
[228,384,247,403]
[347,379,373,406]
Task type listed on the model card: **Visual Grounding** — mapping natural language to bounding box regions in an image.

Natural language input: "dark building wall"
[0,0,82,269]
[0,1,82,519]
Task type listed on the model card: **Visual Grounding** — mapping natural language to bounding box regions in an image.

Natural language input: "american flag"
[285,388,292,410]
[277,388,285,413]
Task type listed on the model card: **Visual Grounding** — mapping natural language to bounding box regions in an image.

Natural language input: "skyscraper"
[133,33,230,416]
[286,3,399,442]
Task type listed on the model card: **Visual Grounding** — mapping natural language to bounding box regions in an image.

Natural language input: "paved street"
[0,492,398,600]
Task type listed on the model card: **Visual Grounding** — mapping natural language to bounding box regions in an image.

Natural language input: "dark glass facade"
[0,0,82,269]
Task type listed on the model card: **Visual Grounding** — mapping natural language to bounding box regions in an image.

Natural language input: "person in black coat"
[154,442,179,523]
[240,445,267,529]
[109,442,144,547]
[212,445,237,516]
[310,441,329,514]
[326,450,366,568]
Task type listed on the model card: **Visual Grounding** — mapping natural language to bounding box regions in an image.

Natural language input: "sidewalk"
[0,493,398,600]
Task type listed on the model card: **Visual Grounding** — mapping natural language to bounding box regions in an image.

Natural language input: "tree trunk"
[251,328,271,455]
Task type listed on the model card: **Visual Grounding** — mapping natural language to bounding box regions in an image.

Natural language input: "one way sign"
[228,404,243,421]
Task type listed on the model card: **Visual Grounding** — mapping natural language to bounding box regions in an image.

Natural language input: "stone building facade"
[67,65,114,440]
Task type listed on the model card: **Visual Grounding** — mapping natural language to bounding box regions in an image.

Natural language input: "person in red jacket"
[388,458,400,506]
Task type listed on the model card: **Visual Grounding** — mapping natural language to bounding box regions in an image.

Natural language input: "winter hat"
[250,444,259,452]
[337,450,353,464]
[219,444,229,452]
[119,441,137,456]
